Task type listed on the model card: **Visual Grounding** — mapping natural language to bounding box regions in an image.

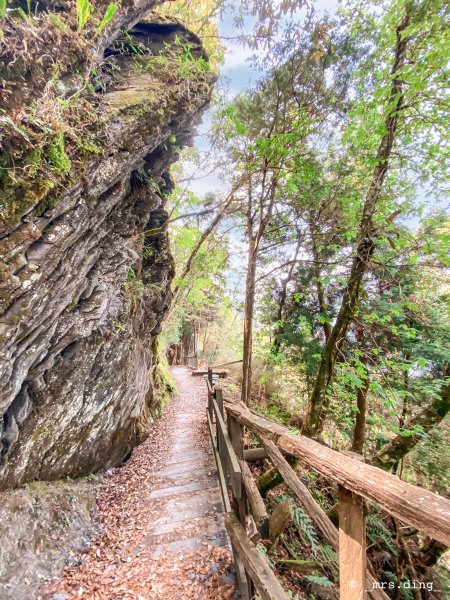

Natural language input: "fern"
[320,544,339,574]
[321,544,337,563]
[76,0,93,31]
[96,2,118,35]
[367,514,397,556]
[257,543,274,568]
[304,575,333,588]
[294,506,319,556]
[400,579,414,600]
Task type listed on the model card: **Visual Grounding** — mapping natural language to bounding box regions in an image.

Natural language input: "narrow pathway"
[43,367,237,600]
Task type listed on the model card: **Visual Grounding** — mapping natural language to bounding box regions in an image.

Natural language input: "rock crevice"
[0,7,213,488]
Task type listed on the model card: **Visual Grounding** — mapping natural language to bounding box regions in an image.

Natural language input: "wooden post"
[228,413,246,521]
[224,513,288,600]
[207,379,213,421]
[208,366,213,386]
[215,387,224,417]
[208,391,213,422]
[339,451,367,599]
[227,412,253,600]
[244,447,268,461]
[215,387,223,457]
[269,501,293,545]
[339,487,367,600]
[213,400,242,499]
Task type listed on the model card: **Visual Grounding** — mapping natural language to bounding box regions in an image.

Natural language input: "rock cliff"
[0,1,213,489]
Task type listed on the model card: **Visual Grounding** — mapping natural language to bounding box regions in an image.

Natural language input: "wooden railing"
[186,354,198,370]
[204,374,450,600]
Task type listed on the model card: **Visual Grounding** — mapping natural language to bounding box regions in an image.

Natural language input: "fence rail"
[204,373,450,600]
[186,354,198,370]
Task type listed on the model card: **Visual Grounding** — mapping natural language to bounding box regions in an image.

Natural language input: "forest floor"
[42,367,237,600]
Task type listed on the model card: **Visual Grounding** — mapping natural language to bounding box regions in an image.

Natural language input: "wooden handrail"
[225,513,288,600]
[279,434,450,545]
[206,382,450,600]
[206,410,231,512]
[209,359,244,368]
[206,377,214,396]
[213,397,242,498]
[241,460,270,538]
[225,399,450,546]
[261,437,389,600]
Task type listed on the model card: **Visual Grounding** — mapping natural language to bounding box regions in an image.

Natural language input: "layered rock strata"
[0,2,213,489]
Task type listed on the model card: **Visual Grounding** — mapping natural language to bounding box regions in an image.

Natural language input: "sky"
[185,0,340,198]
[171,0,448,314]
[176,1,342,301]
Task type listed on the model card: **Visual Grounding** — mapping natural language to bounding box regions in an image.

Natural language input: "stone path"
[43,367,237,600]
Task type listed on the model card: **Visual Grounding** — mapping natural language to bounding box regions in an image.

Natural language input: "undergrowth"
[0,2,212,230]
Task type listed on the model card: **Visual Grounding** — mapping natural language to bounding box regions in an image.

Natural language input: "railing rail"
[186,354,198,370]
[204,378,450,600]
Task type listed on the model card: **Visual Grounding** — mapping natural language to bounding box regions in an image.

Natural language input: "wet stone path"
[43,367,237,600]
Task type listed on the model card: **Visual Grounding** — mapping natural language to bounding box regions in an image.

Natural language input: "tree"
[302,5,413,436]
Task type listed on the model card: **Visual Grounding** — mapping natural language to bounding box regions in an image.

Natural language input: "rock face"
[0,478,99,598]
[0,2,213,489]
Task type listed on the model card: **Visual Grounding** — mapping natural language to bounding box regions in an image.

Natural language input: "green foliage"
[124,268,145,313]
[252,403,292,426]
[293,506,319,556]
[48,133,71,175]
[35,194,57,217]
[219,105,247,140]
[304,575,333,588]
[320,545,338,573]
[366,513,397,556]
[0,0,6,19]
[142,246,154,260]
[96,2,118,36]
[257,543,274,568]
[174,37,211,79]
[160,0,224,69]
[76,0,93,31]
[404,416,450,494]
[24,148,43,178]
[153,350,178,407]
[47,12,70,33]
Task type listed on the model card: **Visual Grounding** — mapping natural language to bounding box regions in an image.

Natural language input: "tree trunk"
[351,323,369,454]
[241,171,277,405]
[351,375,369,454]
[302,11,411,437]
[311,227,331,342]
[241,235,257,405]
[272,236,302,353]
[399,357,410,429]
[172,206,228,297]
[371,375,450,471]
